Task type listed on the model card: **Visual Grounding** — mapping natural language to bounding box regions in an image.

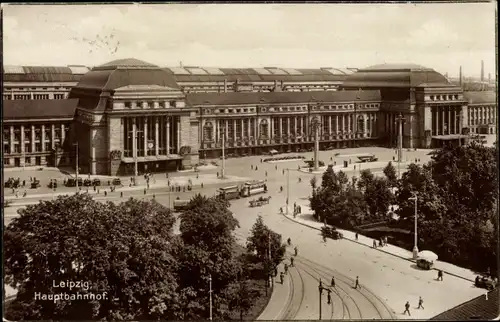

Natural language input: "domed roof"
[93,58,159,70]
[71,58,179,93]
[342,63,450,88]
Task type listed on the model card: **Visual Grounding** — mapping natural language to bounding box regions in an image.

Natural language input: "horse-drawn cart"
[249,196,271,207]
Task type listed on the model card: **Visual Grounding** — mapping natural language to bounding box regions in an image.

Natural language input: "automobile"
[321,226,343,240]
[31,180,41,189]
[83,179,92,186]
[416,258,434,270]
[92,178,101,186]
[299,149,307,153]
[112,178,122,186]
[475,275,498,290]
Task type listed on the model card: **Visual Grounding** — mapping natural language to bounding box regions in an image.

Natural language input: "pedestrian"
[265,171,268,177]
[217,171,219,178]
[93,185,96,191]
[437,270,444,281]
[327,290,331,304]
[290,257,294,267]
[104,191,107,197]
[280,207,283,214]
[373,240,377,248]
[355,232,359,241]
[280,272,284,284]
[120,191,123,198]
[30,176,32,182]
[294,246,298,256]
[201,183,204,188]
[251,165,253,170]
[255,166,258,171]
[260,158,262,163]
[331,276,336,287]
[275,165,277,170]
[284,263,288,274]
[418,296,424,309]
[144,188,146,195]
[404,301,411,316]
[355,276,360,289]
[282,169,285,175]
[299,206,301,213]
[153,194,156,199]
[147,183,150,190]
[384,236,388,245]
[274,267,278,277]
[22,180,25,187]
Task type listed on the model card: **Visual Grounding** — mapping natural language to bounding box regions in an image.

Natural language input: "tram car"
[217,185,242,200]
[240,180,268,197]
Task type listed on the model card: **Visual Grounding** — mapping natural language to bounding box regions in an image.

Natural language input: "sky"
[2,3,497,78]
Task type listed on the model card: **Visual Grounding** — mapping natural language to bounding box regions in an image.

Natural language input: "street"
[3,147,485,319]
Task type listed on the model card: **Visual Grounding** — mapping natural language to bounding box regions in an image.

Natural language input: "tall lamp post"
[208,274,213,321]
[286,168,290,216]
[73,142,79,193]
[409,193,419,259]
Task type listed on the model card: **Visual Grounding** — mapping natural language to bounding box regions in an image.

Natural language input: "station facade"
[3,59,497,176]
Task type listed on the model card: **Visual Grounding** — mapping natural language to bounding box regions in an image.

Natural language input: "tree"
[246,216,286,268]
[357,169,375,191]
[383,161,398,186]
[364,177,394,221]
[4,194,180,321]
[177,194,241,320]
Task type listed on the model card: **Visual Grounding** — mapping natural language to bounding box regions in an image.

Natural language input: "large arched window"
[203,122,213,141]
[259,119,269,138]
[357,115,365,133]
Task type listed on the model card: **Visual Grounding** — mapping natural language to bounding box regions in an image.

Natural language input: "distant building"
[2,59,497,175]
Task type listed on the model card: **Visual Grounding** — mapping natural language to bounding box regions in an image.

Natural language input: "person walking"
[280,272,284,284]
[417,296,424,309]
[404,301,411,316]
[331,276,336,288]
[120,191,123,198]
[354,276,360,289]
[373,240,377,248]
[294,246,298,256]
[290,257,294,267]
[284,263,288,275]
[355,232,359,241]
[327,290,331,304]
[437,270,444,281]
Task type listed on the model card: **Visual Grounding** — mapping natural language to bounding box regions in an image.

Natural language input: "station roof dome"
[341,63,450,88]
[71,58,179,93]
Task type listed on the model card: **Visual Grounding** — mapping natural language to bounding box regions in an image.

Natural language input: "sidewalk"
[282,203,479,283]
[298,160,412,174]
[257,262,292,320]
[4,173,250,202]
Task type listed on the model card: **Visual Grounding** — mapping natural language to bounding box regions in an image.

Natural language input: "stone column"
[279,117,283,138]
[61,124,66,142]
[155,117,159,156]
[409,115,413,149]
[41,125,46,151]
[287,117,290,136]
[51,124,55,149]
[335,115,339,134]
[241,119,244,138]
[166,117,170,155]
[448,107,451,134]
[20,126,25,161]
[267,119,271,138]
[247,119,251,139]
[213,120,217,143]
[176,117,181,153]
[233,119,237,142]
[328,116,332,135]
[144,117,148,155]
[31,125,35,152]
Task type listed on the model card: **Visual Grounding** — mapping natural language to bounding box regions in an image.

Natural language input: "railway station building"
[3,59,497,176]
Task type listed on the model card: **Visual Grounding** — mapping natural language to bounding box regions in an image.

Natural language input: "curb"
[280,212,475,283]
[255,280,274,320]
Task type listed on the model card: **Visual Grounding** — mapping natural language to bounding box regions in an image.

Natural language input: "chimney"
[224,79,227,93]
[481,60,484,82]
[459,66,463,86]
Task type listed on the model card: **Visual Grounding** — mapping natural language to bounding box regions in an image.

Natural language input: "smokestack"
[481,60,484,82]
[459,66,463,86]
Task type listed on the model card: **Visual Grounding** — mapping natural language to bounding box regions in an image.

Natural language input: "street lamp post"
[209,274,213,321]
[74,142,79,193]
[286,168,290,216]
[221,130,225,179]
[409,193,419,259]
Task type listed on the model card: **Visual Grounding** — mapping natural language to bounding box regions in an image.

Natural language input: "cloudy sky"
[2,3,496,77]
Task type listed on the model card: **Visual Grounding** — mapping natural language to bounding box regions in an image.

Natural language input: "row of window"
[123,101,179,109]
[4,93,68,100]
[429,94,460,101]
[5,87,68,91]
[4,142,58,154]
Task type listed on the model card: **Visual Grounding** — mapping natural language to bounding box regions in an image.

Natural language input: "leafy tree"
[383,161,398,186]
[246,216,286,268]
[364,177,394,221]
[357,169,375,191]
[4,194,180,321]
[177,194,240,320]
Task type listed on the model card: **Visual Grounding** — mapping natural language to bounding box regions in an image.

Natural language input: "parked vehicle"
[416,258,434,270]
[31,180,41,189]
[112,178,122,185]
[173,199,190,211]
[83,179,92,186]
[92,179,101,186]
[65,178,83,187]
[321,226,343,240]
[475,275,498,290]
